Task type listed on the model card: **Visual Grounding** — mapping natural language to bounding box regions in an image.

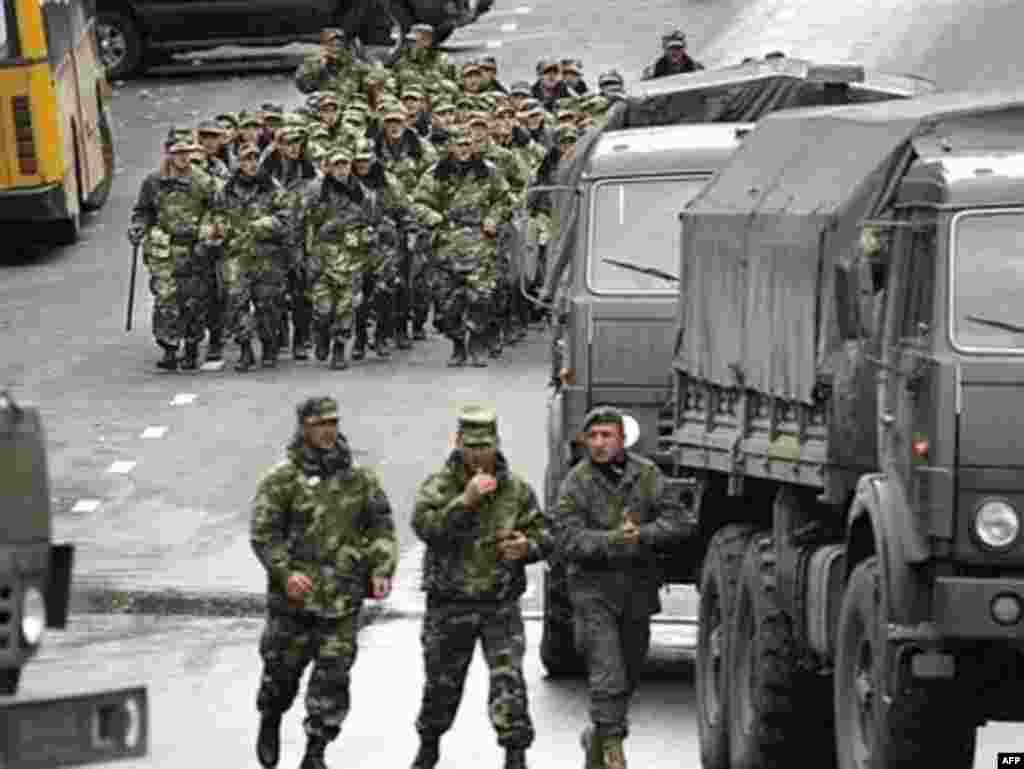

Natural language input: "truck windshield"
[587,176,708,294]
[1,0,18,60]
[952,210,1024,352]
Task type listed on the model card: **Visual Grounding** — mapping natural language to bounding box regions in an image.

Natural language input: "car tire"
[96,12,145,80]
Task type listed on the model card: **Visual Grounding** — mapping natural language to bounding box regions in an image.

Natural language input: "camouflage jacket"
[294,50,371,99]
[414,450,550,604]
[390,47,459,97]
[260,153,320,258]
[553,452,688,616]
[356,161,414,230]
[375,129,436,196]
[305,175,377,278]
[132,169,217,271]
[412,156,512,258]
[480,141,530,208]
[251,437,398,617]
[208,170,291,270]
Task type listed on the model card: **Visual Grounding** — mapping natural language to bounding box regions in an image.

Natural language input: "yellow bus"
[1,0,115,244]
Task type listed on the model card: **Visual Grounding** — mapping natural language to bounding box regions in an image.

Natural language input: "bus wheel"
[0,668,21,696]
[96,12,144,79]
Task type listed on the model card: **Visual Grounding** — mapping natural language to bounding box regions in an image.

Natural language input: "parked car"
[94,0,493,79]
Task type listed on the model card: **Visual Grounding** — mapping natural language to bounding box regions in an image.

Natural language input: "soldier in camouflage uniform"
[204,142,292,371]
[306,147,377,370]
[410,405,549,769]
[412,128,511,368]
[294,27,371,101]
[251,396,397,769]
[552,406,689,769]
[389,23,459,99]
[129,137,218,372]
[375,105,436,195]
[193,121,232,363]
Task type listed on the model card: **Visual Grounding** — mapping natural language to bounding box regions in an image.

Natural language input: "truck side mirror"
[834,265,861,340]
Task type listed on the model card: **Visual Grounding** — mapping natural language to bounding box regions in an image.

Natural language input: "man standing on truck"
[295,28,371,102]
[552,406,689,769]
[409,405,549,769]
[251,396,397,769]
[644,29,703,79]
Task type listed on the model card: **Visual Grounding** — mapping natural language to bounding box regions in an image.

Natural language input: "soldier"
[552,406,689,769]
[478,55,508,94]
[375,105,435,195]
[400,86,431,138]
[412,128,511,368]
[238,112,269,153]
[427,99,456,150]
[531,59,571,112]
[410,405,549,769]
[507,82,532,113]
[520,101,553,149]
[204,142,291,372]
[306,147,377,370]
[645,29,704,79]
[390,22,458,91]
[560,59,589,95]
[295,27,371,101]
[597,70,626,101]
[527,124,578,296]
[460,61,485,96]
[128,137,218,372]
[315,93,346,145]
[251,396,397,769]
[261,126,320,361]
[196,121,231,182]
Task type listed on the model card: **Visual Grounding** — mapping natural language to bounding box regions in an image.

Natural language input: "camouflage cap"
[342,109,367,124]
[555,124,579,144]
[582,405,623,432]
[318,93,341,108]
[366,64,390,84]
[401,86,424,100]
[556,109,578,122]
[433,99,456,113]
[560,58,581,73]
[214,112,238,128]
[467,111,490,127]
[353,138,375,160]
[238,111,263,127]
[279,126,307,143]
[382,105,407,122]
[461,61,483,76]
[409,22,434,34]
[196,119,226,135]
[297,396,339,424]
[458,404,498,447]
[508,81,532,96]
[326,146,352,164]
[308,125,331,141]
[448,127,472,145]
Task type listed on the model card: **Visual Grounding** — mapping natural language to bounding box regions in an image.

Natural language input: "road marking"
[500,21,518,32]
[200,360,225,372]
[170,393,197,406]
[487,40,503,49]
[141,426,168,439]
[487,5,532,16]
[71,499,102,513]
[108,460,137,474]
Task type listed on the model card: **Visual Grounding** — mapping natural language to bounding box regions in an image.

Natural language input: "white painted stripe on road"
[71,499,102,513]
[500,21,518,32]
[170,393,197,405]
[487,40,503,49]
[486,5,532,16]
[108,460,137,474]
[141,426,168,439]
[200,360,225,372]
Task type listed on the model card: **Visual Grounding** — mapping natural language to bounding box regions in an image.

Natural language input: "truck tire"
[95,12,145,80]
[697,523,757,769]
[540,562,585,677]
[0,667,21,696]
[834,557,976,769]
[728,533,835,769]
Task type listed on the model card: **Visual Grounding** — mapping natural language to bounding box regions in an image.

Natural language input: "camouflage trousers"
[572,595,652,739]
[354,267,398,347]
[146,251,208,348]
[436,260,499,341]
[226,262,287,345]
[282,261,314,349]
[311,267,358,342]
[257,608,360,742]
[415,600,534,749]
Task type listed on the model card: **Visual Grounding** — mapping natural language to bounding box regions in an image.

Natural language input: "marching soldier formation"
[129,23,632,373]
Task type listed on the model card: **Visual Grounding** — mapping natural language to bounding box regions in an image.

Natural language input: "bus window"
[1,0,18,60]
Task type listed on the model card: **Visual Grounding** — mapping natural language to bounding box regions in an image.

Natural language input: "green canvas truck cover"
[675,87,1024,405]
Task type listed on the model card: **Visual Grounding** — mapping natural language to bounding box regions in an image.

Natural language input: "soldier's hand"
[370,576,392,599]
[498,531,530,561]
[482,222,497,238]
[286,573,314,602]
[464,471,497,509]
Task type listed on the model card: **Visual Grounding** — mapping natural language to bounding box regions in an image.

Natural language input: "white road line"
[141,426,168,439]
[107,460,137,474]
[170,393,197,406]
[200,360,225,372]
[71,499,102,513]
[500,21,518,32]
[486,40,503,49]
[486,5,532,16]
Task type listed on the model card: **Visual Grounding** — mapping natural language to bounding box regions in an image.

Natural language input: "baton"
[125,240,140,332]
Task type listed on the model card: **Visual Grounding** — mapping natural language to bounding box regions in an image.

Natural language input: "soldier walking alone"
[410,405,550,769]
[552,407,689,769]
[250,397,398,769]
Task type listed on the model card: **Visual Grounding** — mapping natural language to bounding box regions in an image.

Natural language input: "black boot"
[351,330,366,361]
[412,324,427,341]
[488,326,503,359]
[156,344,178,372]
[504,747,528,769]
[299,736,329,769]
[292,327,309,361]
[206,330,223,362]
[410,736,440,769]
[468,334,489,368]
[396,325,412,350]
[235,341,255,372]
[256,712,281,768]
[261,337,278,369]
[330,339,348,370]
[314,328,330,362]
[446,338,467,368]
[373,333,391,358]
[180,341,199,371]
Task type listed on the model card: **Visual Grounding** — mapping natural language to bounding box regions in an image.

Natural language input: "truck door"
[584,174,710,459]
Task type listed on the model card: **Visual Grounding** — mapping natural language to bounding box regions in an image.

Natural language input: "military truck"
[666,90,1024,769]
[1,392,147,767]
[536,58,936,676]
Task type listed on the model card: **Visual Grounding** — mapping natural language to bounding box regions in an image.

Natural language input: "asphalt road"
[4,0,1024,765]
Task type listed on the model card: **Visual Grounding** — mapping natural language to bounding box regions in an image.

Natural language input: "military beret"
[297,396,339,424]
[353,139,375,161]
[461,61,483,76]
[508,81,531,96]
[582,405,623,432]
[556,124,579,144]
[410,22,434,34]
[237,142,261,159]
[458,404,498,447]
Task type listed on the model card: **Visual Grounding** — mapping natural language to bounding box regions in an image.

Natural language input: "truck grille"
[0,584,13,649]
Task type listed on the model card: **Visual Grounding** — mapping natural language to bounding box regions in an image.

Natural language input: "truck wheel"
[0,667,21,696]
[540,562,585,677]
[728,533,835,769]
[96,12,145,80]
[834,557,976,769]
[697,524,757,769]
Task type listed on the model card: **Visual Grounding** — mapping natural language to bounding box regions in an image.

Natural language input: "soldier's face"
[327,159,351,179]
[542,67,560,84]
[463,72,482,92]
[414,32,432,49]
[320,105,339,126]
[384,119,404,141]
[281,140,302,160]
[459,441,497,474]
[241,126,261,143]
[402,96,422,114]
[452,142,472,161]
[239,153,260,176]
[470,124,488,143]
[480,66,496,83]
[303,418,338,450]
[167,151,191,172]
[587,423,624,464]
[434,110,454,128]
[353,158,371,175]
[199,134,220,153]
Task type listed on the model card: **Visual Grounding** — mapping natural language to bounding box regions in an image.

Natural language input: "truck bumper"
[0,183,68,224]
[932,576,1024,640]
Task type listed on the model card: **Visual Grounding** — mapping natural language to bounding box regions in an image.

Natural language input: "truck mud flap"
[0,685,147,767]
[46,544,74,629]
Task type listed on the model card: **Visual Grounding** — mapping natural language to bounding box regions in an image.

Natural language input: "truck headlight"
[21,586,46,646]
[974,500,1021,550]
